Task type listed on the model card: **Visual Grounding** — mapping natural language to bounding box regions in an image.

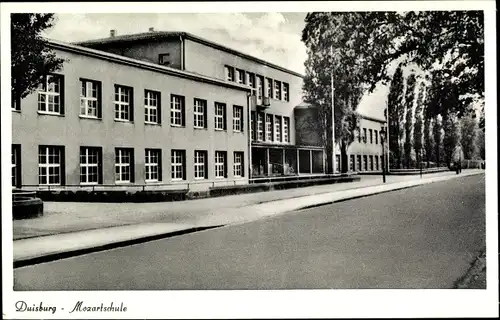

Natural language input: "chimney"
[110,29,116,37]
[149,27,155,32]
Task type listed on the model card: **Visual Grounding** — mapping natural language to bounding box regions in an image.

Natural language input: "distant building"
[11,29,385,192]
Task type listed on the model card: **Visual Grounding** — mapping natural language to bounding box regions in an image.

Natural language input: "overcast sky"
[44,12,391,118]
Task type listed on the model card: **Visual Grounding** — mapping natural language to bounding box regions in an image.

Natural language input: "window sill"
[194,126,207,130]
[79,115,101,121]
[114,119,133,123]
[37,111,64,117]
[194,177,206,180]
[145,122,161,126]
[145,180,161,184]
[115,181,132,185]
[11,109,21,113]
[170,124,185,128]
[214,128,226,132]
[233,130,243,134]
[171,178,185,182]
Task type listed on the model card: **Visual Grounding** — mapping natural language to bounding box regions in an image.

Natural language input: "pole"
[331,46,336,174]
[381,133,386,183]
[420,149,423,178]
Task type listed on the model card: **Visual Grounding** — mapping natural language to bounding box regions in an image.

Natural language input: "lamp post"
[380,127,387,183]
[420,148,423,178]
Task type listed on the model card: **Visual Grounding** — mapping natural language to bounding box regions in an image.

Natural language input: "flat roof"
[73,31,305,78]
[47,39,252,92]
[294,103,385,123]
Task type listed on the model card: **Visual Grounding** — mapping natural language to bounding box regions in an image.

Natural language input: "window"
[12,79,21,110]
[171,150,186,180]
[357,155,361,171]
[193,98,207,129]
[170,94,185,126]
[214,102,227,130]
[275,116,282,142]
[80,79,101,118]
[145,149,162,182]
[215,151,227,178]
[79,147,102,185]
[115,148,134,183]
[375,130,378,144]
[114,85,133,122]
[369,129,373,144]
[283,117,290,143]
[225,66,235,81]
[350,154,355,172]
[234,152,244,177]
[38,74,64,115]
[363,128,367,143]
[257,112,264,141]
[248,73,256,88]
[39,146,64,186]
[274,80,282,100]
[266,78,273,98]
[251,111,256,141]
[194,150,208,179]
[236,69,245,84]
[257,75,264,100]
[159,53,171,66]
[375,155,379,171]
[369,155,374,171]
[335,155,341,173]
[266,114,273,141]
[358,128,362,143]
[145,90,161,124]
[12,145,21,188]
[283,83,289,102]
[233,105,243,132]
[363,155,368,171]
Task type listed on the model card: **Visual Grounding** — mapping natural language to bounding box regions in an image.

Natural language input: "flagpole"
[331,45,336,174]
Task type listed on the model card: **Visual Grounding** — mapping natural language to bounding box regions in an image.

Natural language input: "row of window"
[13,75,246,132]
[224,66,290,102]
[358,127,382,145]
[345,154,382,172]
[250,112,290,143]
[11,145,245,187]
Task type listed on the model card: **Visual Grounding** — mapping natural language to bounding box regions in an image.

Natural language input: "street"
[14,174,485,290]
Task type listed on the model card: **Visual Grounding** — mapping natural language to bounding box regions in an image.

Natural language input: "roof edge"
[47,39,252,92]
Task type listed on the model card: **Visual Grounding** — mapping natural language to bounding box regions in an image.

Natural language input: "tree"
[413,82,426,167]
[302,13,370,173]
[460,115,478,159]
[11,13,64,106]
[443,113,460,167]
[387,63,405,169]
[433,115,443,166]
[475,129,485,160]
[403,73,417,168]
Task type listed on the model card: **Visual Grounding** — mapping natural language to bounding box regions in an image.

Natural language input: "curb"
[14,171,484,268]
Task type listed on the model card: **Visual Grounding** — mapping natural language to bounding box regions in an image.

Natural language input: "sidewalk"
[13,170,484,263]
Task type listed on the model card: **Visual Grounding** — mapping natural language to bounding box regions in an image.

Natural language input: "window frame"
[145,149,162,183]
[215,151,227,179]
[115,148,134,184]
[114,84,134,122]
[266,114,273,142]
[274,80,282,100]
[80,78,101,119]
[283,117,290,143]
[38,145,64,186]
[193,98,207,129]
[283,83,289,102]
[158,53,171,66]
[144,89,161,125]
[266,78,273,99]
[170,94,185,127]
[225,66,235,82]
[274,115,282,142]
[194,150,208,180]
[233,152,244,177]
[236,69,245,84]
[257,112,265,141]
[214,102,226,131]
[257,75,264,100]
[80,146,102,185]
[233,105,243,132]
[171,149,186,181]
[38,74,64,115]
[12,145,21,188]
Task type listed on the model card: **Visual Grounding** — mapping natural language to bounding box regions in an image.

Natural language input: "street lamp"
[380,127,387,183]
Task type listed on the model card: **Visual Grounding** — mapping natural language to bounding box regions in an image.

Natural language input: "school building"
[11,29,386,192]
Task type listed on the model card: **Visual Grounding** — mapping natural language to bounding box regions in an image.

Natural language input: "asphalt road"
[14,174,485,290]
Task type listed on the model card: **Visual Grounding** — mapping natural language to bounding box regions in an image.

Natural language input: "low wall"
[361,167,450,176]
[13,197,44,220]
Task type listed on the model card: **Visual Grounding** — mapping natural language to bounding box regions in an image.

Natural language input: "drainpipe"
[179,35,185,70]
[247,93,252,180]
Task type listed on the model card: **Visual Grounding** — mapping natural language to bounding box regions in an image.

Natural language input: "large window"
[115,148,134,183]
[194,150,207,179]
[369,129,373,144]
[39,146,64,186]
[233,105,243,132]
[194,98,207,129]
[145,90,161,124]
[248,73,256,88]
[274,80,282,100]
[266,114,273,141]
[363,128,367,143]
[375,155,379,171]
[266,78,273,99]
[12,145,21,188]
[350,154,355,172]
[114,85,133,122]
[38,74,64,115]
[225,66,235,81]
[234,152,244,177]
[215,151,227,178]
[145,149,161,182]
[236,69,245,84]
[369,155,374,171]
[80,147,102,185]
[80,79,101,118]
[283,83,289,102]
[214,102,226,130]
[363,155,368,171]
[171,150,185,180]
[283,117,290,143]
[170,94,185,126]
[274,116,282,142]
[357,155,361,171]
[375,130,378,144]
[257,75,264,100]
[257,112,264,141]
[358,128,362,143]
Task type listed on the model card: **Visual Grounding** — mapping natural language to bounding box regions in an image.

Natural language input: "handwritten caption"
[15,300,128,314]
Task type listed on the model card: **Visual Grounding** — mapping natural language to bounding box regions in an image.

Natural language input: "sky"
[44,13,398,119]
